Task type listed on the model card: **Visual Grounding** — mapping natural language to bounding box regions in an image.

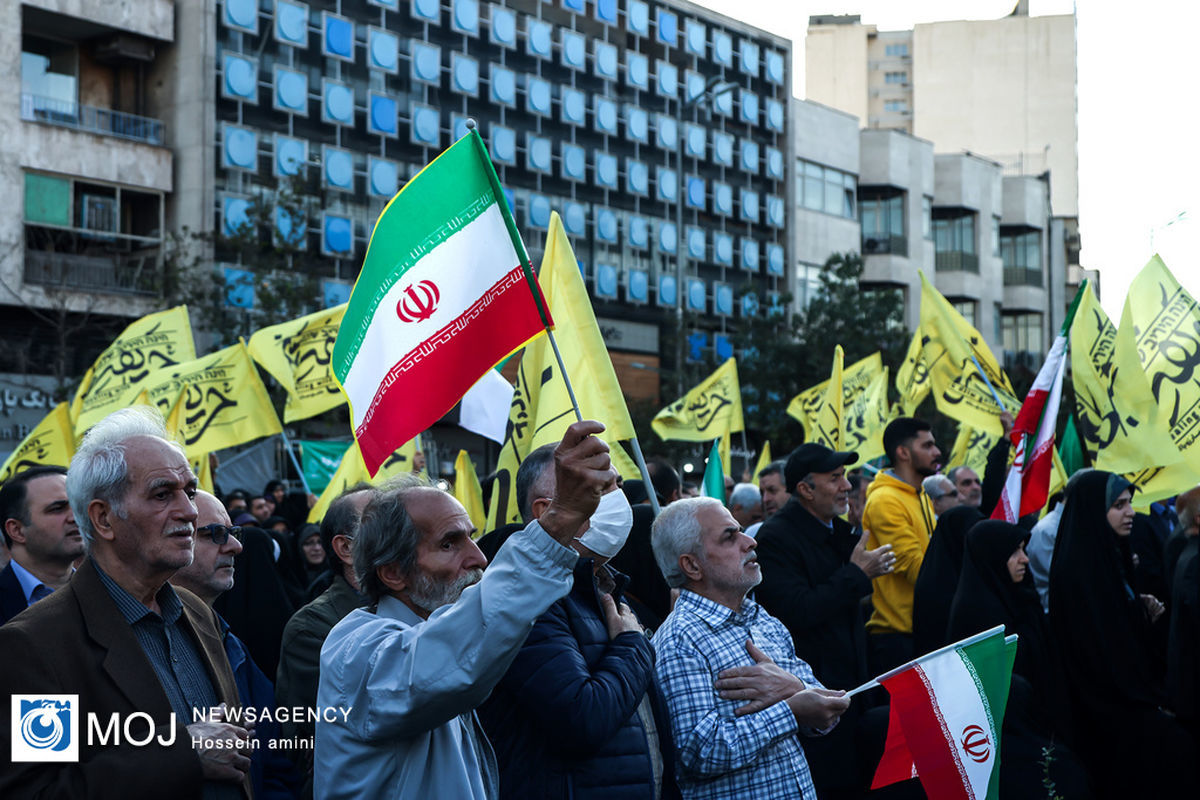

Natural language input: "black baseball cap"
[785,443,859,490]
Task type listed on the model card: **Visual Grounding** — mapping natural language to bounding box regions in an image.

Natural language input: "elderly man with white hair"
[0,406,250,799]
[922,474,960,518]
[650,497,850,800]
[727,482,762,530]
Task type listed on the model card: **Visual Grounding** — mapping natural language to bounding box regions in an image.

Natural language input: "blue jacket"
[221,617,302,800]
[479,558,680,800]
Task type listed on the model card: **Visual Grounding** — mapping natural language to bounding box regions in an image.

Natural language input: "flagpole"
[739,430,750,481]
[968,353,1008,411]
[844,625,1006,698]
[278,429,313,495]
[629,436,661,516]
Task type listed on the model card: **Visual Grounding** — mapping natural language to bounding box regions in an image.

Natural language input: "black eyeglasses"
[197,524,243,545]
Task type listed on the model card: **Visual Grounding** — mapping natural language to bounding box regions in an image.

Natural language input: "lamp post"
[674,77,736,396]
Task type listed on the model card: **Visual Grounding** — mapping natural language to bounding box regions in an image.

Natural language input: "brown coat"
[0,557,250,799]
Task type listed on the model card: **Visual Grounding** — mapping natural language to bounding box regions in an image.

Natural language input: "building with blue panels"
[207,0,791,403]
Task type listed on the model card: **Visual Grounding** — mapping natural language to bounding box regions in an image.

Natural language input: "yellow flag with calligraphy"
[812,346,846,449]
[484,213,640,528]
[72,306,196,438]
[652,358,745,442]
[946,423,999,480]
[844,366,890,463]
[144,341,282,458]
[247,304,347,423]
[190,454,215,495]
[719,429,732,481]
[454,450,487,536]
[895,272,1018,435]
[0,403,75,484]
[307,437,418,523]
[1070,280,1180,475]
[788,352,882,438]
[1114,256,1200,502]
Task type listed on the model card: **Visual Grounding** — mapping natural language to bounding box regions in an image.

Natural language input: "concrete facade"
[792,97,860,311]
[857,127,934,334]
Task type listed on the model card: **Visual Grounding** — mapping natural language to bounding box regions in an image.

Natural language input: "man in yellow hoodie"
[862,417,941,674]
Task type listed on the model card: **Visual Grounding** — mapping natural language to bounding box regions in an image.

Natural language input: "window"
[859,188,906,256]
[797,159,856,219]
[951,299,976,328]
[933,209,978,272]
[884,71,907,84]
[883,100,908,113]
[1001,228,1042,286]
[22,36,78,108]
[1003,312,1044,370]
[885,43,909,57]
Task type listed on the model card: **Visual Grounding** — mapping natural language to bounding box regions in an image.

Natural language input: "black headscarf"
[1049,470,1166,720]
[913,506,984,653]
[214,526,296,679]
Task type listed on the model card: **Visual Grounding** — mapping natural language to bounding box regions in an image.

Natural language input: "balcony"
[936,251,979,273]
[1004,267,1042,287]
[25,250,161,296]
[21,93,164,146]
[862,234,908,257]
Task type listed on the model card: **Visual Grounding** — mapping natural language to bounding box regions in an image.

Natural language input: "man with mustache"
[171,491,300,799]
[314,421,618,800]
[650,497,850,800]
[0,407,250,798]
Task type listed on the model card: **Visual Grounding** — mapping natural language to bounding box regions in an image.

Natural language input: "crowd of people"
[0,404,1197,799]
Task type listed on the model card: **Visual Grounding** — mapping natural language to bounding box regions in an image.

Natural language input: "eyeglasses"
[197,524,243,545]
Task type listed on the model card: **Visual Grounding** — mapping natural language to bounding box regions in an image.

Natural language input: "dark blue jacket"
[220,617,302,800]
[479,558,680,800]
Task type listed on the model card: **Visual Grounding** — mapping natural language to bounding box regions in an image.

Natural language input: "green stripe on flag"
[702,439,725,503]
[957,632,1016,800]
[334,134,501,377]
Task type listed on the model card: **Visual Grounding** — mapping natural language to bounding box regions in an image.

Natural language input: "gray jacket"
[313,521,578,800]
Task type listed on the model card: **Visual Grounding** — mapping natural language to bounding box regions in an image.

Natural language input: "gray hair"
[67,406,185,549]
[651,496,723,589]
[728,482,761,510]
[515,444,556,523]
[922,474,956,500]
[352,474,431,603]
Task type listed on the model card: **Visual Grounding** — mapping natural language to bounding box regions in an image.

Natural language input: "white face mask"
[577,489,634,559]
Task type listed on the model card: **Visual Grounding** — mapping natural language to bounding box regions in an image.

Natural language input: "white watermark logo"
[11,695,79,762]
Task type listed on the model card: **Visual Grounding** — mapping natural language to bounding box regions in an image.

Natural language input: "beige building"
[805,4,1084,359]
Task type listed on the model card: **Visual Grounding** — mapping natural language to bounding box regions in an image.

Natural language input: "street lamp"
[674,77,737,396]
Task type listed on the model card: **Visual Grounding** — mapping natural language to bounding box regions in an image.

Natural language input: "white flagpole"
[845,625,1007,698]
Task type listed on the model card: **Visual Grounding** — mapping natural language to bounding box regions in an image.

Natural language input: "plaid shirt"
[652,590,825,800]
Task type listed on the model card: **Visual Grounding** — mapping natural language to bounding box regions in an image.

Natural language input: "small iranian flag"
[991,284,1085,522]
[333,130,550,474]
[867,627,1016,800]
[701,438,725,503]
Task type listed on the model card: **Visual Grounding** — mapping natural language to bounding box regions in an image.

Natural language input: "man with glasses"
[172,491,301,800]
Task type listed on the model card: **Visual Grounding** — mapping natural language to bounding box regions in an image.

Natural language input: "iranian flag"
[867,627,1016,800]
[333,130,550,474]
[991,286,1085,522]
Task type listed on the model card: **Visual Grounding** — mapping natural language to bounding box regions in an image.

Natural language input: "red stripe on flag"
[1019,437,1056,518]
[884,666,972,800]
[871,699,917,789]
[355,267,544,473]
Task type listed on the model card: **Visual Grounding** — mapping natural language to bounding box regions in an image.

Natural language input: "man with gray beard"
[314,421,617,800]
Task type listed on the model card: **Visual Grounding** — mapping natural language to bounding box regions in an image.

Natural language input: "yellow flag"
[72,306,196,438]
[247,304,347,423]
[454,450,487,536]
[844,367,890,463]
[946,423,998,480]
[752,441,772,486]
[719,429,732,481]
[484,213,639,528]
[0,403,75,484]
[810,346,845,449]
[1071,280,1180,474]
[307,437,418,523]
[788,351,883,437]
[610,442,639,481]
[144,341,282,458]
[652,358,745,442]
[190,454,215,495]
[896,272,1018,434]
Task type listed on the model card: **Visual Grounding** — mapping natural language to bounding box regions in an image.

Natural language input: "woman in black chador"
[1049,471,1196,798]
[913,505,983,653]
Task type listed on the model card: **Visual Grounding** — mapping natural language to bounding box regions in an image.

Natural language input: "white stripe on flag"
[916,651,997,800]
[342,203,518,414]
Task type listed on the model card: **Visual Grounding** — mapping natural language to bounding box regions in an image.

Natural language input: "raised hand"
[850,530,895,578]
[539,420,617,545]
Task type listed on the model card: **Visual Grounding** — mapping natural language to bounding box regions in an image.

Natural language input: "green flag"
[702,439,725,503]
[1059,415,1086,477]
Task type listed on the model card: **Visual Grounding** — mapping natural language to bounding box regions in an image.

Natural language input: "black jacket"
[754,498,872,689]
[478,557,679,800]
[0,562,29,625]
